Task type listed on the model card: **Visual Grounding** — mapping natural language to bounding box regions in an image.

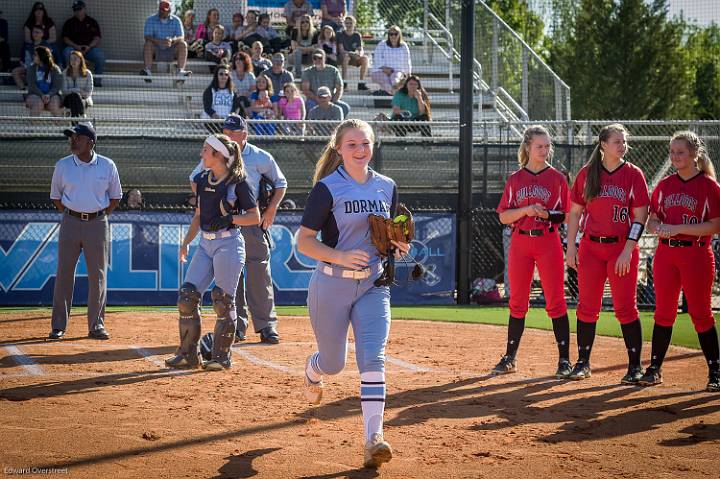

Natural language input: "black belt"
[65,208,105,221]
[518,227,555,237]
[661,238,706,247]
[588,235,619,244]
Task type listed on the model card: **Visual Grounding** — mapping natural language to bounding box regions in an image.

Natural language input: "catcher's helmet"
[199,332,214,361]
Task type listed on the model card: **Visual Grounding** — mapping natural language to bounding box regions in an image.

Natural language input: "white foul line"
[3,345,44,376]
[347,343,434,373]
[130,345,169,368]
[232,345,302,375]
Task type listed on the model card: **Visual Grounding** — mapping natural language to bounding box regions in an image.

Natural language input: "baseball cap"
[63,122,96,142]
[159,1,171,12]
[272,53,285,64]
[72,1,86,11]
[317,86,331,98]
[223,114,247,132]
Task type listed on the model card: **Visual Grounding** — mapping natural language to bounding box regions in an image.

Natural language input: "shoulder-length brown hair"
[66,50,88,78]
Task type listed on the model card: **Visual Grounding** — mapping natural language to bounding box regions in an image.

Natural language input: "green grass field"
[0,306,705,350]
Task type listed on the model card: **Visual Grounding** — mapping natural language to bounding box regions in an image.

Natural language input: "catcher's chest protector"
[305,165,397,267]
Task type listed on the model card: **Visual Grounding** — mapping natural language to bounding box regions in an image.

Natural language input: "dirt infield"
[1,311,719,478]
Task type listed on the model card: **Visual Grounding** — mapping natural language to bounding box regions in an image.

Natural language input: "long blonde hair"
[313,119,375,184]
[584,123,628,202]
[518,125,552,167]
[670,131,717,180]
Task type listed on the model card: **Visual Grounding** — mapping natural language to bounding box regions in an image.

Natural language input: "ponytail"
[584,123,628,202]
[671,130,716,181]
[207,133,246,184]
[518,125,552,168]
[313,119,375,184]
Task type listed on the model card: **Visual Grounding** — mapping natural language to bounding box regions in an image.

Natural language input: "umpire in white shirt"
[49,123,122,340]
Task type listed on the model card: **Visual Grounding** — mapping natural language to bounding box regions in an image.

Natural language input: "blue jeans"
[63,46,106,74]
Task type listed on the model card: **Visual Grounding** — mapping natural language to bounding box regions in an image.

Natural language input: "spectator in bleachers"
[61,1,105,87]
[0,10,10,73]
[23,2,58,59]
[248,75,278,134]
[201,64,245,120]
[25,45,63,117]
[237,10,264,50]
[337,16,369,91]
[290,14,318,73]
[63,50,93,118]
[256,13,289,54]
[230,51,256,102]
[321,0,346,32]
[204,25,232,66]
[388,74,431,137]
[284,0,315,37]
[196,8,221,44]
[250,41,272,77]
[370,25,411,95]
[307,86,343,128]
[260,53,294,97]
[12,26,50,89]
[141,1,190,82]
[316,25,338,67]
[278,82,305,127]
[301,48,349,118]
[227,11,243,40]
[183,10,202,57]
[248,74,278,107]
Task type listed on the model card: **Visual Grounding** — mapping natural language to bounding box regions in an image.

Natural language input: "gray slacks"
[51,213,109,331]
[235,225,277,332]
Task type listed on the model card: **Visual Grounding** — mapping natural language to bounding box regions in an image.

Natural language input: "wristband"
[547,210,565,224]
[627,221,644,242]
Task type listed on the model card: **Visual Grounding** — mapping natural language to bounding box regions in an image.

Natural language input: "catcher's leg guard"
[174,282,202,365]
[210,286,237,362]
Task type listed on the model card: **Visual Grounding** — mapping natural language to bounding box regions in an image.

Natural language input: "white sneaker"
[304,354,323,404]
[363,433,392,468]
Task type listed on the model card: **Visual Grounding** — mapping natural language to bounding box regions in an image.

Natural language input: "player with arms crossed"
[640,131,720,391]
[296,119,410,468]
[493,125,572,378]
[165,134,260,370]
[566,124,650,384]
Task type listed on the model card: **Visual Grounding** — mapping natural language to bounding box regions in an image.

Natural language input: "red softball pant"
[508,231,567,319]
[576,238,639,325]
[653,243,716,333]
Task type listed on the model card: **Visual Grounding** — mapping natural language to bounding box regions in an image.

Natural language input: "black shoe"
[621,365,644,385]
[568,360,591,380]
[555,359,573,379]
[202,358,232,371]
[260,325,280,344]
[358,82,369,91]
[165,353,201,369]
[707,370,720,392]
[139,68,152,83]
[343,81,348,90]
[88,327,110,340]
[491,355,516,375]
[638,365,663,386]
[93,78,103,87]
[48,329,65,340]
[235,322,247,343]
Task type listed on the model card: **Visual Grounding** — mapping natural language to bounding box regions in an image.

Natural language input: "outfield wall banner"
[0,211,455,306]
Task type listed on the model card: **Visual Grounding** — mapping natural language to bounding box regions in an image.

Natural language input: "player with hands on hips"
[640,131,720,391]
[166,133,260,371]
[494,125,572,379]
[296,119,409,469]
[566,124,650,384]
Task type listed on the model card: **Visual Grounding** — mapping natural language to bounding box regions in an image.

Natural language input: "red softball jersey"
[571,161,650,237]
[497,166,570,230]
[650,172,720,243]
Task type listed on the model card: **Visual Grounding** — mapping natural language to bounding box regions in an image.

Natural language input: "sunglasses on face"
[313,56,323,60]
[218,72,229,76]
[388,32,399,36]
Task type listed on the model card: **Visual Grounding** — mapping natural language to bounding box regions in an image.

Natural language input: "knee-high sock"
[650,324,673,368]
[551,314,570,360]
[505,315,525,358]
[698,326,720,372]
[577,320,596,362]
[620,319,642,367]
[360,371,386,443]
[306,351,323,383]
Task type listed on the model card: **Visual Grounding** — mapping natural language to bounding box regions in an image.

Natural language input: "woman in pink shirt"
[278,82,306,135]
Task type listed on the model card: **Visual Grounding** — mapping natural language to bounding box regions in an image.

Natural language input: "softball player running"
[493,125,572,378]
[296,119,410,469]
[566,124,650,384]
[165,134,260,371]
[640,131,720,391]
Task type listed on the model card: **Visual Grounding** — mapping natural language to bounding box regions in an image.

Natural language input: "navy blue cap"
[72,1,86,11]
[64,122,96,142]
[223,114,247,132]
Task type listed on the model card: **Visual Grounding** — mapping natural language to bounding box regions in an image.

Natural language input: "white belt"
[320,264,372,280]
[201,230,234,240]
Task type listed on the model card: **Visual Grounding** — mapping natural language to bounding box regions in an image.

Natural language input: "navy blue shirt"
[194,171,256,232]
